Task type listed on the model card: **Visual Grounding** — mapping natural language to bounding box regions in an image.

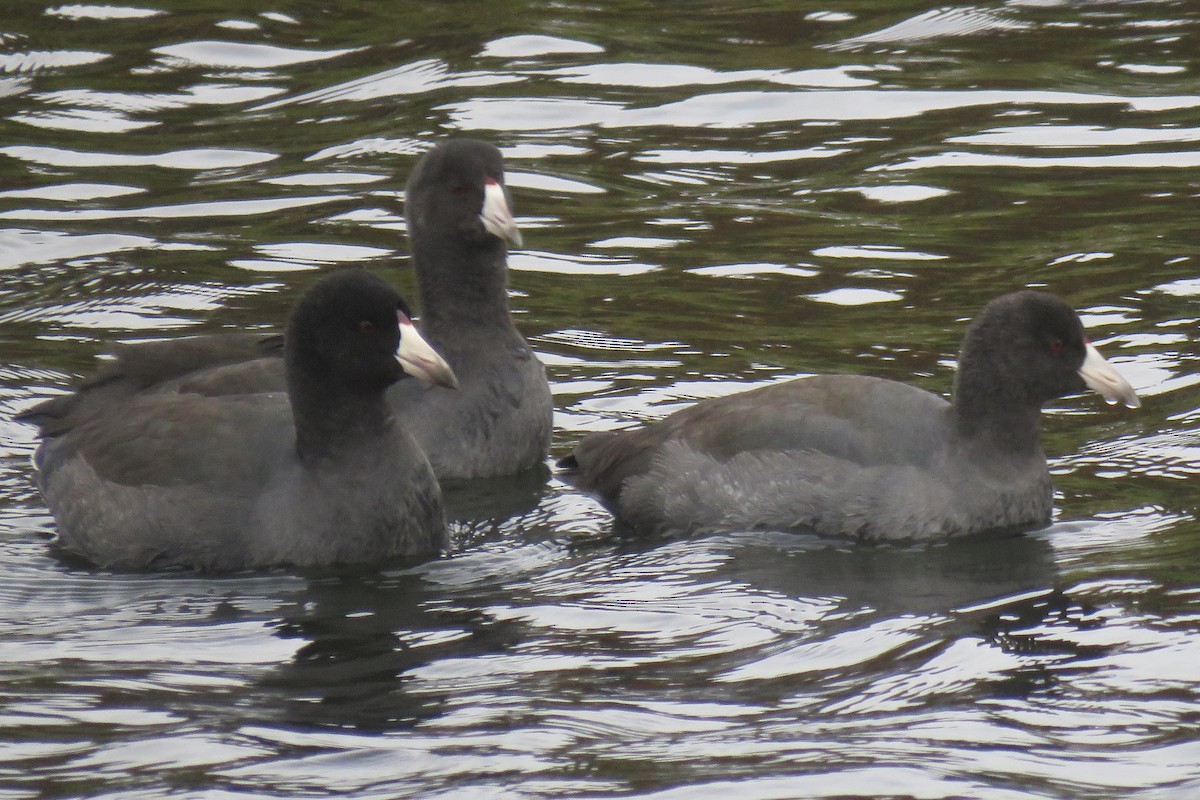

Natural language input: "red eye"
[358,320,375,333]
[1049,339,1064,354]
[450,185,469,195]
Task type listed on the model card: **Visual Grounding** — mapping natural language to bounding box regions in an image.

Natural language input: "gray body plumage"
[622,398,1052,541]
[34,392,443,570]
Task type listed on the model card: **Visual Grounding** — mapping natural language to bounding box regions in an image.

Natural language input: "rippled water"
[1,2,1198,798]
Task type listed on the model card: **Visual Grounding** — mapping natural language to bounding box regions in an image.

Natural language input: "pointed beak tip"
[396,321,458,390]
[398,355,458,390]
[1079,342,1140,412]
[1094,381,1141,410]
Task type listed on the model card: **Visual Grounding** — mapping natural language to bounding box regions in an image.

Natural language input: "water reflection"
[442,466,551,535]
[260,570,500,731]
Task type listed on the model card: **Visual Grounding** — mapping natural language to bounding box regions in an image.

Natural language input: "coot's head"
[287,270,457,393]
[957,290,1139,409]
[404,138,521,248]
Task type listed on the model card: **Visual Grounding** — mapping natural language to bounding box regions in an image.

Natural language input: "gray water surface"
[1,2,1198,798]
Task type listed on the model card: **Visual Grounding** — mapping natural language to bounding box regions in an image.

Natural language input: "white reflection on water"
[839,185,951,202]
[0,229,155,270]
[635,147,849,165]
[688,262,817,279]
[14,108,156,134]
[0,195,353,222]
[885,150,1200,171]
[153,41,358,69]
[233,242,394,272]
[833,6,1031,48]
[36,85,283,113]
[808,287,903,305]
[510,250,660,277]
[481,34,605,58]
[262,171,388,186]
[0,183,144,201]
[256,59,522,111]
[813,244,946,261]
[950,124,1200,148]
[505,170,605,195]
[548,63,877,90]
[440,88,1200,133]
[0,50,109,72]
[0,145,276,169]
[46,5,165,21]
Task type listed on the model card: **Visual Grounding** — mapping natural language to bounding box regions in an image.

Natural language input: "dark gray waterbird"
[559,291,1140,542]
[19,270,458,571]
[390,138,552,479]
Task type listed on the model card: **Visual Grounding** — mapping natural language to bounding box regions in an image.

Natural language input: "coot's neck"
[951,350,1044,456]
[411,232,518,340]
[287,364,395,462]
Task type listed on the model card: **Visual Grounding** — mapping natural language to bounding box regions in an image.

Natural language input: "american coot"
[19,270,458,571]
[559,291,1141,542]
[392,138,553,480]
